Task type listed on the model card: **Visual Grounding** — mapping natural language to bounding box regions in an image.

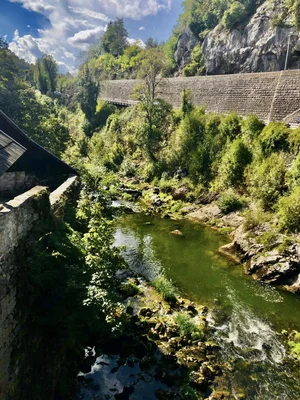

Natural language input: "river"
[113,212,300,399]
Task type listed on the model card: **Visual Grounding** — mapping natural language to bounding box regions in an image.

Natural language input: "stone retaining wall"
[99,70,300,122]
[0,175,79,399]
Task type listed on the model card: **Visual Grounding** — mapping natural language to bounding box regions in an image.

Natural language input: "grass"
[152,277,177,304]
[175,313,204,341]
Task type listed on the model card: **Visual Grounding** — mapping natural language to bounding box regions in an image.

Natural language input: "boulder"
[170,229,183,236]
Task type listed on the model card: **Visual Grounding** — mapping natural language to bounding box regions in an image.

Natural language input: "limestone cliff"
[175,0,300,75]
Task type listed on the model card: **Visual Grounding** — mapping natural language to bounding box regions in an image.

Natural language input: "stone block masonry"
[0,175,79,399]
[99,70,300,123]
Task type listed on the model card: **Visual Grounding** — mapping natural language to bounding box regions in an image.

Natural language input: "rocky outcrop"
[202,0,300,74]
[222,224,300,293]
[174,26,198,70]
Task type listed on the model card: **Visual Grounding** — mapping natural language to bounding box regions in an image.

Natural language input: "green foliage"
[0,35,8,49]
[101,18,128,57]
[12,177,126,399]
[277,186,300,233]
[93,101,117,129]
[286,0,300,30]
[222,1,247,29]
[288,331,300,361]
[175,313,204,340]
[218,191,244,214]
[218,139,252,188]
[219,112,242,140]
[246,153,287,209]
[119,281,140,297]
[243,207,269,230]
[152,277,177,304]
[257,230,279,250]
[242,114,265,141]
[183,44,206,77]
[77,64,98,129]
[288,127,300,155]
[259,122,290,155]
[289,153,300,187]
[34,55,58,95]
[181,89,194,115]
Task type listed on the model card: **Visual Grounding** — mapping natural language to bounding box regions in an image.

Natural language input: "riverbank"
[115,177,300,296]
[79,268,251,400]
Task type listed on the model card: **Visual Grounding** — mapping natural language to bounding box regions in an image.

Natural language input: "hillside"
[171,0,300,75]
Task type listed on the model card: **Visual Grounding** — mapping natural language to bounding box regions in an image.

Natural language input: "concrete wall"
[0,175,79,399]
[99,70,300,123]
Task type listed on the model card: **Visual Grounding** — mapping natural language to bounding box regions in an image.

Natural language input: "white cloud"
[139,26,145,31]
[8,0,173,72]
[127,38,146,48]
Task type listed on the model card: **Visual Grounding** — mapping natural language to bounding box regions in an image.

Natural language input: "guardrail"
[100,97,138,107]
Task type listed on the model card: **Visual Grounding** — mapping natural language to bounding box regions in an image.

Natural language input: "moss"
[288,331,300,361]
[119,281,141,297]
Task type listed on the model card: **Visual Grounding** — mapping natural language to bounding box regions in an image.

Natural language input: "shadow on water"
[112,213,300,399]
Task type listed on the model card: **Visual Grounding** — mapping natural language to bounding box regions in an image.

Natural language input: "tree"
[34,59,48,94]
[78,64,99,133]
[134,49,170,161]
[146,37,159,49]
[0,36,8,50]
[41,55,58,94]
[34,55,58,95]
[101,18,128,57]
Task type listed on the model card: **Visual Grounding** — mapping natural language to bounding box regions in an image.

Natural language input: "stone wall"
[99,70,300,123]
[0,175,79,399]
[0,172,38,198]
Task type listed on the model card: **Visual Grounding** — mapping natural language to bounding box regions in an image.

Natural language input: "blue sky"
[0,0,182,73]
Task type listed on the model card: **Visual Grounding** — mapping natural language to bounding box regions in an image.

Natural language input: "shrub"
[222,2,247,30]
[218,139,252,188]
[205,113,221,137]
[259,122,290,155]
[120,156,136,177]
[289,153,300,187]
[152,277,177,304]
[246,153,287,209]
[243,207,269,230]
[219,112,242,141]
[277,186,300,233]
[218,192,244,214]
[119,281,140,297]
[288,127,300,155]
[242,115,265,141]
[257,230,279,250]
[175,313,204,340]
[183,45,206,77]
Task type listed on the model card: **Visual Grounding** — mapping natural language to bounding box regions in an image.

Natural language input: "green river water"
[113,211,300,400]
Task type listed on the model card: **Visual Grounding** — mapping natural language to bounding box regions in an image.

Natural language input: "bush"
[183,45,206,77]
[218,192,244,214]
[246,153,287,209]
[289,153,300,187]
[259,122,290,155]
[243,207,269,230]
[242,114,265,141]
[288,127,300,155]
[152,277,177,304]
[119,281,140,297]
[175,313,204,340]
[218,139,252,188]
[120,156,136,177]
[222,2,247,30]
[219,112,242,141]
[277,186,300,233]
